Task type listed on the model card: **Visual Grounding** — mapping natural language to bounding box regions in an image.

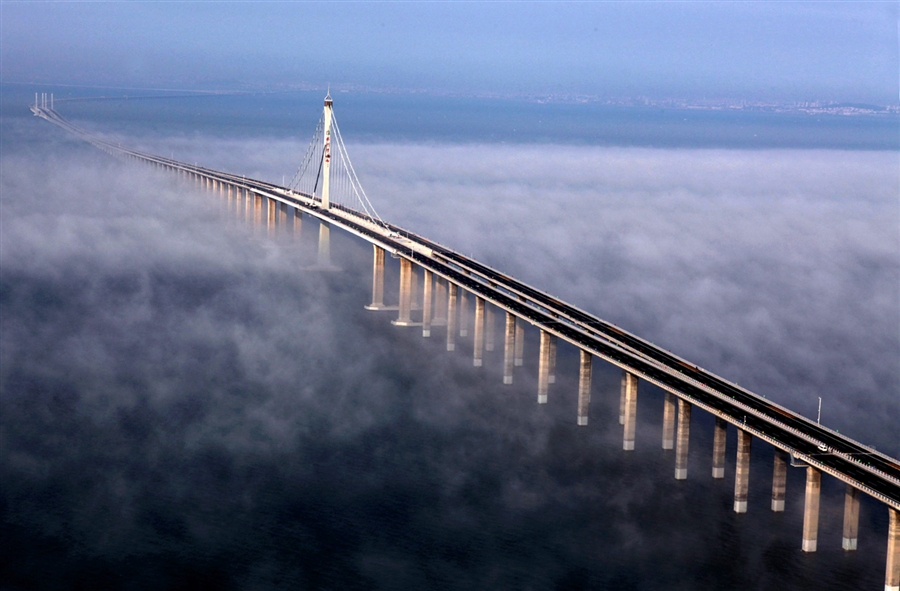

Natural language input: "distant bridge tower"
[321,92,333,210]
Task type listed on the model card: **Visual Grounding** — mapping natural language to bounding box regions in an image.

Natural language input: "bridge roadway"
[33,105,900,512]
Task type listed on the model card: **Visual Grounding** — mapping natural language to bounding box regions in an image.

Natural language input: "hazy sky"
[2,1,897,103]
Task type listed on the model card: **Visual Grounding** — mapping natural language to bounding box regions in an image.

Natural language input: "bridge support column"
[577,350,592,425]
[548,335,557,384]
[473,297,485,366]
[422,270,433,337]
[317,221,331,267]
[734,430,751,513]
[623,372,639,451]
[254,194,263,230]
[267,198,277,236]
[538,330,551,404]
[393,258,414,326]
[410,267,419,311]
[772,450,787,512]
[485,306,495,351]
[887,508,899,591]
[446,283,458,351]
[433,278,447,326]
[514,319,524,366]
[662,393,676,450]
[458,290,468,337]
[619,370,627,425]
[503,312,515,384]
[842,485,860,551]
[365,246,385,310]
[713,418,727,478]
[674,398,690,476]
[294,209,302,240]
[801,467,821,552]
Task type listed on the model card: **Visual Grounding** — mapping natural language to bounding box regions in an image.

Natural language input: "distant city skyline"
[2,2,897,105]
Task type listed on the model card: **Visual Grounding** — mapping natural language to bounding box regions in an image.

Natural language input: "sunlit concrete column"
[446,283,458,351]
[619,370,627,425]
[485,306,495,351]
[538,330,551,404]
[393,257,413,326]
[422,270,433,337]
[734,430,751,513]
[433,278,447,326]
[317,221,331,267]
[514,319,524,366]
[772,450,787,512]
[293,209,303,240]
[886,508,899,591]
[503,312,516,384]
[365,246,385,310]
[254,194,263,230]
[674,398,690,476]
[226,185,232,213]
[577,350,592,426]
[713,418,727,478]
[623,372,639,451]
[548,335,557,384]
[842,485,860,551]
[410,267,419,311]
[458,290,469,337]
[662,392,676,450]
[473,297,485,366]
[246,191,253,225]
[267,198,277,236]
[801,467,822,552]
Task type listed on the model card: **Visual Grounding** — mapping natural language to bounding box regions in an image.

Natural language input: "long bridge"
[31,92,899,590]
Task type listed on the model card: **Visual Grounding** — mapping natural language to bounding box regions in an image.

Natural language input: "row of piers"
[121,155,897,591]
[366,244,899,590]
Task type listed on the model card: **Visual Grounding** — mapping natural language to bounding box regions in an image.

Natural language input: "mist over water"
[1,91,897,589]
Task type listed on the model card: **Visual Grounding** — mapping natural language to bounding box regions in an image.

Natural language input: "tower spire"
[321,91,333,209]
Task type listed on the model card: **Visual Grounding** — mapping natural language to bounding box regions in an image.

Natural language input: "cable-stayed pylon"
[289,94,387,229]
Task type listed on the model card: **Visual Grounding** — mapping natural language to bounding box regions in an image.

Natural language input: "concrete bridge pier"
[422,270,433,337]
[713,417,727,478]
[514,319,524,367]
[294,209,302,239]
[364,246,385,310]
[485,306,495,351]
[253,194,263,231]
[317,221,331,268]
[246,191,253,225]
[433,278,448,326]
[734,430,751,513]
[267,198,277,236]
[537,330,551,404]
[446,283,458,351]
[772,451,787,512]
[392,258,415,326]
[801,467,822,552]
[887,508,899,591]
[473,297,485,366]
[503,312,515,384]
[459,290,469,337]
[662,393,676,450]
[841,485,860,551]
[548,335,557,384]
[619,370,627,425]
[577,350,592,425]
[623,372,639,451]
[674,398,690,476]
[409,268,419,314]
